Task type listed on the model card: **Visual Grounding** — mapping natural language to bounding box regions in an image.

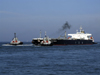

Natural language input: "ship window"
[87,36,92,38]
[75,42,76,44]
[78,41,80,44]
[82,42,83,44]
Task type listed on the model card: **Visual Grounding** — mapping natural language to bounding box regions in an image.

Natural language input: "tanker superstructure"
[32,27,96,45]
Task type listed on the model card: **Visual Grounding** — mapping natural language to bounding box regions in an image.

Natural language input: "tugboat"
[32,31,53,46]
[40,37,53,46]
[10,33,23,45]
[40,32,53,46]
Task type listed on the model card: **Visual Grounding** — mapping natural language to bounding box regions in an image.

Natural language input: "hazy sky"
[0,0,100,42]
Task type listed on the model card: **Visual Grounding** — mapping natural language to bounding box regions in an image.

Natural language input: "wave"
[2,44,33,46]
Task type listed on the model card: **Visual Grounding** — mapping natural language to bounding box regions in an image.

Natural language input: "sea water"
[0,42,100,75]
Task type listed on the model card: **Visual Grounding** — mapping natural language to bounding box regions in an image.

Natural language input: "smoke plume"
[50,21,71,37]
[59,21,71,32]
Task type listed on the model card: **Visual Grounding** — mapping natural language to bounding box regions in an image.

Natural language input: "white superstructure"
[10,37,21,44]
[40,36,52,45]
[68,27,94,41]
[10,33,23,45]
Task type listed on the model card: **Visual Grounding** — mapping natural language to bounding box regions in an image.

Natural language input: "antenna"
[80,26,82,32]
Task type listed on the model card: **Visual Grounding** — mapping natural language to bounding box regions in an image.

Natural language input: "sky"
[0,0,100,42]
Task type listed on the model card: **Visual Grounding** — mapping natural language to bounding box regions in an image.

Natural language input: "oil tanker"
[32,27,96,46]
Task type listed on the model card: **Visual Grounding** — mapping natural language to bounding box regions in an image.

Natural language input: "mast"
[40,30,41,38]
[65,31,67,38]
[14,33,16,38]
[45,31,47,37]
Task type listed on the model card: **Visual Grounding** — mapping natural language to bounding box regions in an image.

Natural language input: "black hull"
[32,40,42,45]
[10,42,23,45]
[32,39,96,45]
[52,39,94,45]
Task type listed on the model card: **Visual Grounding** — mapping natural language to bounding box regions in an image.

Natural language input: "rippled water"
[0,42,100,75]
